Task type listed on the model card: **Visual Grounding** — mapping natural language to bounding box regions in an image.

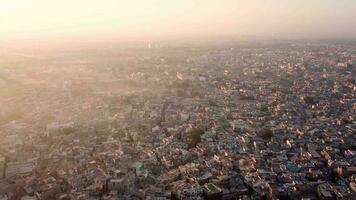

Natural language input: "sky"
[1,0,356,42]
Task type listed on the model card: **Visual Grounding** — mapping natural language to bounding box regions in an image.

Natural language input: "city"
[0,41,355,199]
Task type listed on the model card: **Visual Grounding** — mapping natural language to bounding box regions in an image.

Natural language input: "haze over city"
[0,1,355,200]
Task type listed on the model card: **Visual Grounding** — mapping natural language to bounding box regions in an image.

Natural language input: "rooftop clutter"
[0,42,355,200]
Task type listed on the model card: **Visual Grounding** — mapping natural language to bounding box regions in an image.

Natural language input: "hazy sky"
[1,0,356,41]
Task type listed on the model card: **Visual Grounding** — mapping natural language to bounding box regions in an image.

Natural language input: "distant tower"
[160,101,170,123]
[0,155,5,179]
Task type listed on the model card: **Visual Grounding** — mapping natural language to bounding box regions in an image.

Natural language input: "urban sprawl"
[0,42,355,200]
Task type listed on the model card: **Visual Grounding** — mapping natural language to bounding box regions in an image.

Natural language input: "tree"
[304,96,316,104]
[259,128,274,141]
[209,99,217,106]
[189,128,204,148]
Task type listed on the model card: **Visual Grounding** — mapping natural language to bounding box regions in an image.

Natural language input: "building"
[5,161,34,178]
[203,183,222,200]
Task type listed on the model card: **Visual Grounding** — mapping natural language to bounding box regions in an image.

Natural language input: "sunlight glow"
[1,0,355,41]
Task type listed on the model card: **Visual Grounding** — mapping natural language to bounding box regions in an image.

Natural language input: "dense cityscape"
[0,41,355,200]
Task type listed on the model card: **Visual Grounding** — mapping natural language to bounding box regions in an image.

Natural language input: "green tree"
[189,128,204,148]
[259,128,274,141]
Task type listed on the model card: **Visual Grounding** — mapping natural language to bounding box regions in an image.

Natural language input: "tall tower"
[0,155,5,179]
